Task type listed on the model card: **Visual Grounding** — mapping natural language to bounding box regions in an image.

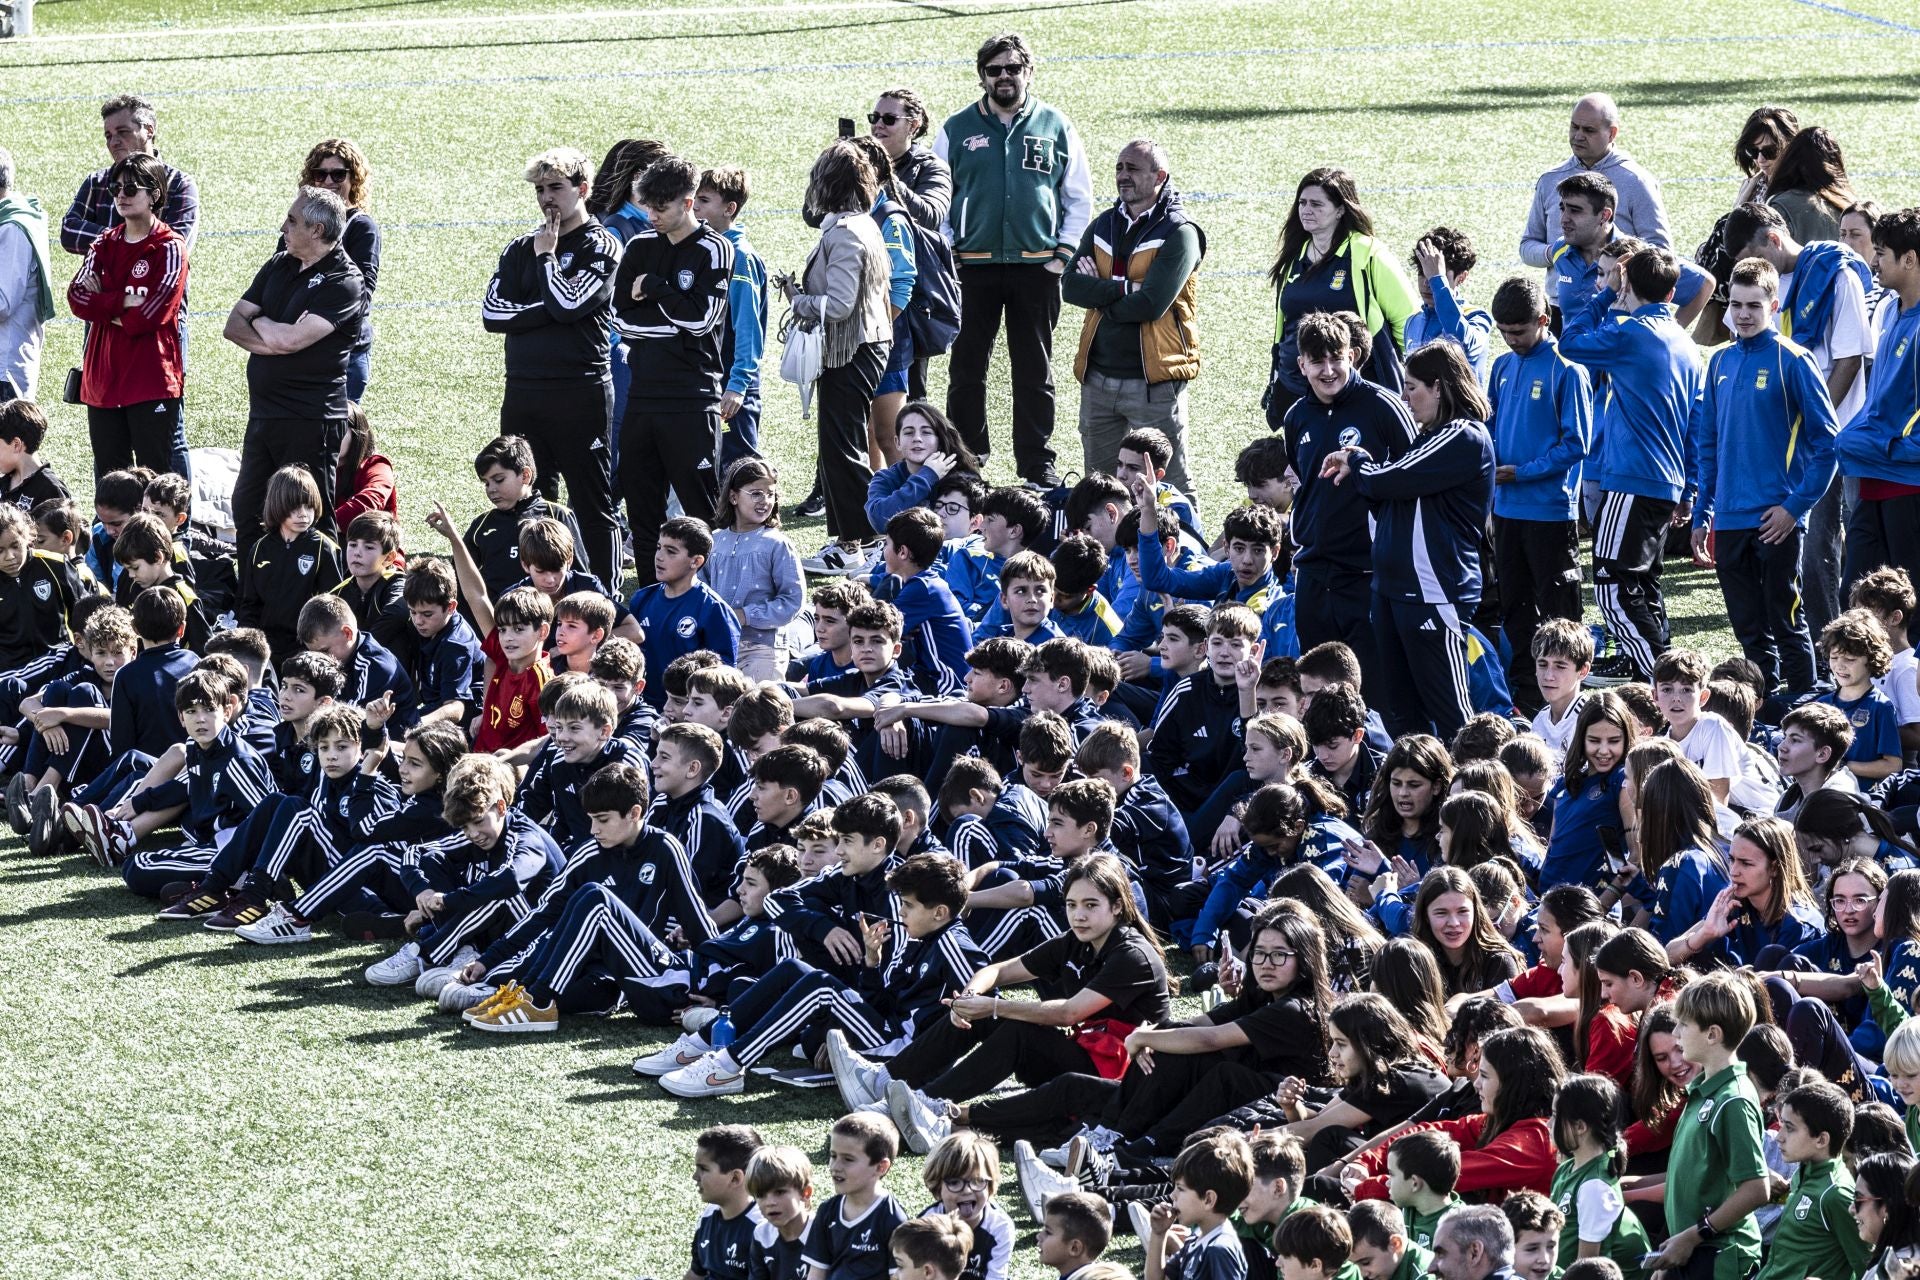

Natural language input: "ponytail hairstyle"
[1881,868,1920,952]
[1242,782,1320,854]
[1246,713,1310,779]
[1363,733,1451,851]
[1636,756,1726,885]
[1453,758,1542,858]
[1552,1072,1630,1178]
[1403,340,1491,427]
[1370,935,1449,1047]
[1630,1002,1685,1127]
[1439,790,1508,871]
[1327,992,1425,1096]
[1594,927,1682,998]
[1732,816,1814,927]
[1562,691,1639,793]
[1539,884,1605,944]
[1061,851,1163,954]
[1477,1026,1566,1145]
[1563,920,1619,1069]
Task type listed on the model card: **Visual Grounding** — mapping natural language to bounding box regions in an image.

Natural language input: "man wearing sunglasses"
[934,33,1093,490]
[1519,93,1670,270]
[59,93,198,257]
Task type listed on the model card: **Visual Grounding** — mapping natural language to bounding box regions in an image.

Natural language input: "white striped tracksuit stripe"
[545,894,670,994]
[729,976,889,1069]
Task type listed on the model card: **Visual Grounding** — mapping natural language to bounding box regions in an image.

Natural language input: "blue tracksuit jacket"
[1559,290,1704,502]
[1691,328,1839,530]
[1835,298,1920,484]
[1489,337,1593,521]
[1282,373,1420,573]
[1348,419,1495,604]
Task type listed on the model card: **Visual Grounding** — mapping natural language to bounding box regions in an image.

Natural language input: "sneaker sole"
[75,807,114,868]
[659,1072,745,1098]
[631,1053,704,1078]
[364,965,422,987]
[1012,1141,1049,1225]
[825,1030,877,1112]
[6,774,31,834]
[469,1015,557,1034]
[237,926,312,945]
[886,1079,935,1155]
[27,789,57,856]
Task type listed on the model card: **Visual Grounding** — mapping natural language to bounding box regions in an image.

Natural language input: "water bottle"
[709,1013,735,1048]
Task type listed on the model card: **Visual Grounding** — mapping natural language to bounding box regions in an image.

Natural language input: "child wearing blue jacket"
[1403,229,1494,384]
[693,168,769,468]
[1559,247,1705,682]
[1487,276,1593,714]
[866,405,977,534]
[1320,341,1495,743]
[1691,260,1840,696]
[875,509,973,698]
[1834,210,1920,596]
[1191,777,1360,951]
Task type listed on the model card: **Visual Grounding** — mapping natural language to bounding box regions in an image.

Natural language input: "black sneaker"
[1020,464,1063,490]
[1582,653,1643,687]
[341,909,408,941]
[793,479,826,519]
[1188,961,1220,992]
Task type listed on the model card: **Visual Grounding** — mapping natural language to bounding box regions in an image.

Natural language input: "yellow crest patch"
[1754,369,1769,390]
[1530,380,1543,401]
[1330,270,1347,291]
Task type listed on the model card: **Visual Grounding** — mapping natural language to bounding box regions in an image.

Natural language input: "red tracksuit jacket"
[67,220,188,407]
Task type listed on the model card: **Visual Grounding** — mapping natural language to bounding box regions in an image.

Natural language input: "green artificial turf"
[2,0,1918,1273]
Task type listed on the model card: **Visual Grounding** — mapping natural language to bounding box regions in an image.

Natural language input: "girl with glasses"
[916,1134,1012,1280]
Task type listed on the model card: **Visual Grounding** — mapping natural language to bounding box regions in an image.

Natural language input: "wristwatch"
[1697,1212,1721,1242]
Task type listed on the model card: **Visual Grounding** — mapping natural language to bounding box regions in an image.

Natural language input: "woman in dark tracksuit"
[1320,340,1495,743]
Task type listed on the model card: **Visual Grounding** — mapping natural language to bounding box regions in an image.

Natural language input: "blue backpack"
[875,198,962,358]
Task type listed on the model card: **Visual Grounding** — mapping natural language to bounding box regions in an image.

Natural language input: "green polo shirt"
[1550,1153,1651,1280]
[1756,1158,1869,1280]
[1387,1243,1433,1280]
[1664,1060,1766,1280]
[1406,1196,1463,1250]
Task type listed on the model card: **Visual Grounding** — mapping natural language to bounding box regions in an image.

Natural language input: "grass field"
[3,0,1919,1275]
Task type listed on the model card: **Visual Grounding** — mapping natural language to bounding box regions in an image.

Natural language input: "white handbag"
[778,310,822,416]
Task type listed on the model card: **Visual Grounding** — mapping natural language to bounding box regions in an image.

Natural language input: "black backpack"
[875,198,962,358]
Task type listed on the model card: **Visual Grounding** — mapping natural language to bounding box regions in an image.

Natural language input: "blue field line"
[0,29,1900,109]
[1780,0,1920,33]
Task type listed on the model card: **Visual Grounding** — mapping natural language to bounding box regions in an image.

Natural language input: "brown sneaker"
[203,890,270,933]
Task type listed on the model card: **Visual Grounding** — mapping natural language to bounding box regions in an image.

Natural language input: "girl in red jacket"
[1343,1024,1566,1200]
[1560,920,1638,1085]
[65,153,189,481]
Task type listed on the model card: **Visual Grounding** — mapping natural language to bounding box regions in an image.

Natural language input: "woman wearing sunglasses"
[294,140,379,402]
[66,152,191,480]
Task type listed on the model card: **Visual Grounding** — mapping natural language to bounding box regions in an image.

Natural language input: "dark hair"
[1328,992,1424,1097]
[588,139,670,216]
[1389,1130,1460,1194]
[1630,1003,1685,1128]
[1414,867,1522,993]
[1169,1132,1253,1215]
[887,851,967,917]
[1270,167,1374,288]
[658,514,714,562]
[131,582,186,643]
[474,434,535,479]
[1563,691,1638,792]
[980,486,1049,546]
[894,401,981,476]
[974,32,1033,76]
[885,507,944,572]
[1271,863,1384,958]
[751,743,830,801]
[1552,1073,1629,1176]
[1049,532,1106,597]
[1556,170,1617,215]
[719,457,782,531]
[1299,641,1364,688]
[1724,200,1789,257]
[1235,436,1292,488]
[1301,681,1366,744]
[1404,341,1491,426]
[1049,778,1117,845]
[1878,209,1920,263]
[112,512,173,567]
[1271,1204,1352,1272]
[831,792,902,845]
[1040,1191,1111,1258]
[805,140,878,219]
[1478,1026,1566,1143]
[1348,1201,1409,1252]
[890,1217,971,1279]
[581,761,650,815]
[1064,472,1130,536]
[1734,105,1800,176]
[1781,1078,1854,1154]
[1490,275,1547,326]
[1637,758,1726,885]
[1371,936,1449,1047]
[634,154,699,207]
[1858,1153,1920,1269]
[1769,125,1853,213]
[94,468,152,516]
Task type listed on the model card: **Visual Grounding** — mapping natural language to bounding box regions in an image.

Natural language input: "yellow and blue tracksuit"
[1836,297,1920,588]
[1693,327,1839,693]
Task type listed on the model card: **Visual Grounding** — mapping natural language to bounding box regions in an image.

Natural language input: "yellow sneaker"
[461,980,522,1024]
[470,993,558,1035]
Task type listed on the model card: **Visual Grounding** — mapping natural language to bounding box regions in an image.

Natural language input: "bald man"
[1520,93,1670,268]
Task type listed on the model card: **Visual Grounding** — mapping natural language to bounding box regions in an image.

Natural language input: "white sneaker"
[659,1049,746,1098]
[887,1078,950,1155]
[439,981,496,1014]
[364,941,423,987]
[632,1030,711,1077]
[415,945,481,999]
[1013,1140,1074,1225]
[1126,1200,1154,1243]
[826,1029,889,1111]
[681,1006,721,1034]
[235,902,314,946]
[802,539,877,576]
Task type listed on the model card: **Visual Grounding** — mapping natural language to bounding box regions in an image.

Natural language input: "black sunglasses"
[110,180,152,196]
[982,62,1025,78]
[867,111,909,126]
[312,167,351,182]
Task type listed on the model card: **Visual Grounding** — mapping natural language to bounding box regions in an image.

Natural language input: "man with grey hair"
[222,185,366,552]
[60,93,197,255]
[1520,93,1669,268]
[1428,1206,1519,1280]
[0,147,54,401]
[481,145,623,587]
[1062,138,1205,496]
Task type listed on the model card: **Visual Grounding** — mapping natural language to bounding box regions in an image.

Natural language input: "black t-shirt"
[240,242,365,420]
[1020,924,1170,1026]
[1338,1062,1452,1133]
[0,464,70,514]
[1206,990,1327,1079]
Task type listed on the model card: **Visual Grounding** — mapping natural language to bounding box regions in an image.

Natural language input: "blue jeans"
[720,391,762,469]
[347,344,371,404]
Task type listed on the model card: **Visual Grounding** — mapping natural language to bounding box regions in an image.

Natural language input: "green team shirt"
[1756,1158,1869,1280]
[1664,1061,1767,1280]
[1387,1243,1432,1280]
[1550,1153,1651,1280]
[1405,1196,1463,1250]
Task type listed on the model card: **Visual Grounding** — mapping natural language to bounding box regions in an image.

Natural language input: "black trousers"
[1716,525,1815,695]
[232,414,344,555]
[1845,493,1920,639]
[88,398,190,481]
[1591,490,1674,678]
[1293,563,1378,674]
[946,263,1061,480]
[502,378,622,589]
[1372,597,1474,743]
[1493,515,1582,713]
[817,343,887,544]
[887,1014,1094,1106]
[621,402,721,588]
[965,1055,1265,1146]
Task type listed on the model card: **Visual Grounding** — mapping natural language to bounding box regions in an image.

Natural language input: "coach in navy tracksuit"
[1559,248,1704,680]
[1281,312,1418,670]
[1321,341,1496,741]
[1692,260,1839,695]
